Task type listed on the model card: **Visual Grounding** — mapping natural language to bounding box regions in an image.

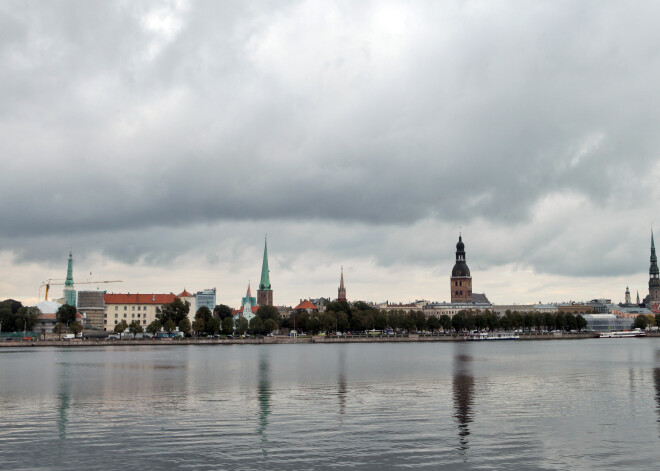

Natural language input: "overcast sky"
[2,0,660,308]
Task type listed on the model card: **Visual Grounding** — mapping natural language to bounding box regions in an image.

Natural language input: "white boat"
[597,330,646,338]
[465,332,519,341]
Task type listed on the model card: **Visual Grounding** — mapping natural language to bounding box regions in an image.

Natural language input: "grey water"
[1,340,660,470]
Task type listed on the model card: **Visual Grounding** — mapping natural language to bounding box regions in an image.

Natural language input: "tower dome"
[452,235,470,277]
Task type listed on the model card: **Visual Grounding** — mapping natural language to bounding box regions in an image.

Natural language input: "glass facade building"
[583,314,634,332]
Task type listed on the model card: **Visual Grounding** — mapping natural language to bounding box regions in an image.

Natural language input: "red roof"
[233,306,259,316]
[178,289,193,297]
[294,300,318,311]
[104,293,178,305]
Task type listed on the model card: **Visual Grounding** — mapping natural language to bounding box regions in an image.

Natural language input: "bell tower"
[450,235,472,303]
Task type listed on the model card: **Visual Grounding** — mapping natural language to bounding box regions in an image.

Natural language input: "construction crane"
[39,279,123,301]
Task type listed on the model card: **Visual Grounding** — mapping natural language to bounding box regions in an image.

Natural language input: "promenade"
[0,331,610,347]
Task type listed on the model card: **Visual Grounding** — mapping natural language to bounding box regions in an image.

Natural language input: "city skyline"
[2,2,660,307]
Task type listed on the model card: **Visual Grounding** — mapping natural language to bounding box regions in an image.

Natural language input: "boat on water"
[465,332,519,341]
[597,329,646,338]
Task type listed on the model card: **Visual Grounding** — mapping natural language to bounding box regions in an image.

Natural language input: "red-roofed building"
[294,300,319,313]
[103,293,178,331]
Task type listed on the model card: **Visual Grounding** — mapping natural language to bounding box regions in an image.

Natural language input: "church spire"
[259,237,271,290]
[649,230,660,304]
[338,266,347,302]
[257,237,274,306]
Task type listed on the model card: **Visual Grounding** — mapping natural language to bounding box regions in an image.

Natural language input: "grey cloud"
[2,1,660,286]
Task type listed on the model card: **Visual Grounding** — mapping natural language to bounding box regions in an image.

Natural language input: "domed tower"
[451,235,472,303]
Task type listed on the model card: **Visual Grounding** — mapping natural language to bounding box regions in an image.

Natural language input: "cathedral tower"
[649,231,660,304]
[257,237,273,306]
[338,266,346,302]
[625,286,631,305]
[450,235,472,303]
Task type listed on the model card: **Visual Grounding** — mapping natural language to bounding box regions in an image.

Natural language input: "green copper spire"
[65,251,74,287]
[259,237,271,290]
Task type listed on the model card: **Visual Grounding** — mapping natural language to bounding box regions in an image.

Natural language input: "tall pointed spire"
[649,230,660,305]
[247,282,252,298]
[63,250,77,307]
[259,237,271,290]
[65,251,74,287]
[257,236,274,306]
[338,266,347,302]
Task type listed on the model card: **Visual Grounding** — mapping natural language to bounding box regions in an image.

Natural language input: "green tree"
[15,306,41,332]
[221,316,234,335]
[439,314,452,332]
[413,311,427,331]
[214,304,234,320]
[402,315,416,332]
[129,320,143,337]
[387,310,403,331]
[114,320,128,338]
[249,316,264,334]
[146,320,162,335]
[256,305,280,323]
[69,321,83,337]
[156,298,190,326]
[499,314,512,331]
[163,319,176,334]
[195,306,213,325]
[565,313,577,331]
[555,312,566,331]
[544,313,555,331]
[576,314,587,332]
[235,317,248,335]
[56,304,77,325]
[54,322,66,339]
[178,318,191,336]
[206,317,220,335]
[192,318,205,336]
[427,315,440,332]
[374,312,388,330]
[307,316,321,335]
[634,315,649,330]
[264,318,278,334]
[336,312,350,332]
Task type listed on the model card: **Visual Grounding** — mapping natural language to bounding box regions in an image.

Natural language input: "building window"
[115,320,118,324]
[132,306,135,311]
[124,306,127,311]
[132,314,135,318]
[115,314,118,318]
[104,320,107,325]
[124,313,127,318]
[104,314,107,318]
[115,306,118,311]
[137,313,140,318]
[142,320,146,324]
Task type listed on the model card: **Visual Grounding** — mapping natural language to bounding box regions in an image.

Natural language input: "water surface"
[1,340,660,470]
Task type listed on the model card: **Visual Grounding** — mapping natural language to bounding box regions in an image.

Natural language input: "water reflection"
[57,372,71,441]
[654,350,660,435]
[452,345,474,459]
[338,349,347,416]
[257,351,270,441]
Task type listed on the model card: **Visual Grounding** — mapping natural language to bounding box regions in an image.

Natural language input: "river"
[1,339,660,470]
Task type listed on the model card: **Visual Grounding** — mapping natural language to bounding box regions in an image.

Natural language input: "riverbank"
[0,331,622,347]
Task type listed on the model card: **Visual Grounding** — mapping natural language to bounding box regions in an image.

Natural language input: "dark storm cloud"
[2,0,660,280]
